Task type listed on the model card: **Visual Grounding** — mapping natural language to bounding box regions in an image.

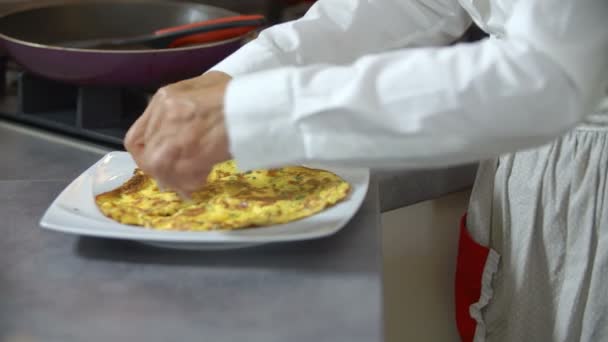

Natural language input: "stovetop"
[0,56,150,149]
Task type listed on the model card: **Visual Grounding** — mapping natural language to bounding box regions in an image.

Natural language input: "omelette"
[95,160,351,231]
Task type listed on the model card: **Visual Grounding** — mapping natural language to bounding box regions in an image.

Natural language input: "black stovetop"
[0,57,149,149]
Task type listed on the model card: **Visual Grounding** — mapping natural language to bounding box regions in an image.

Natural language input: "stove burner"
[0,57,150,149]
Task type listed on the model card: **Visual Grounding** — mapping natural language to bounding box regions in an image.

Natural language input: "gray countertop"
[0,119,477,342]
[0,121,383,342]
[376,165,476,212]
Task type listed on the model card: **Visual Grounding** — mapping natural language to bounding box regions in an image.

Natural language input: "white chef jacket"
[210,0,608,172]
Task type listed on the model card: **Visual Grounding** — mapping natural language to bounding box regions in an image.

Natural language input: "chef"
[124,0,608,340]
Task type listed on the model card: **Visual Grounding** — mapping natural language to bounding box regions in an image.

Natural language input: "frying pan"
[57,14,265,49]
[0,1,262,87]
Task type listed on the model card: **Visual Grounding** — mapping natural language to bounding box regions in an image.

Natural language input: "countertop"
[0,121,383,342]
[0,3,480,341]
[0,119,477,342]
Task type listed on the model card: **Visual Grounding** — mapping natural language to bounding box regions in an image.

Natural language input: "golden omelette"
[95,160,351,231]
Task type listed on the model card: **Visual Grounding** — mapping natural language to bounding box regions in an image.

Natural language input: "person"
[124,0,608,340]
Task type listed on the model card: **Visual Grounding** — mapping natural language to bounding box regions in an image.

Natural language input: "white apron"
[457,96,608,341]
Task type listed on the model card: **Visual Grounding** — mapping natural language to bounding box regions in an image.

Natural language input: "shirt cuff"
[223,68,307,171]
[207,40,285,77]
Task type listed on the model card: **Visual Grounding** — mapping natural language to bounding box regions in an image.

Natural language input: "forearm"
[224,38,586,170]
[222,0,608,171]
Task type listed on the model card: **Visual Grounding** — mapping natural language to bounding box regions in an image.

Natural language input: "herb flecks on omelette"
[94,160,351,231]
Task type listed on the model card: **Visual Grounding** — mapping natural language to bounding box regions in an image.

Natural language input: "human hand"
[124,71,232,196]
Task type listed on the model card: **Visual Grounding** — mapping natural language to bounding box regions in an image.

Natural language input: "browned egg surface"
[95,160,351,231]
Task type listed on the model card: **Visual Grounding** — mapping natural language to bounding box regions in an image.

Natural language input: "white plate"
[40,152,370,250]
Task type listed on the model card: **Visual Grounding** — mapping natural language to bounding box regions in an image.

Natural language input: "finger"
[124,116,146,151]
[162,159,206,194]
[125,127,147,171]
[124,95,157,151]
[173,155,213,193]
[125,95,163,170]
[175,127,218,189]
[169,111,229,192]
[141,134,181,190]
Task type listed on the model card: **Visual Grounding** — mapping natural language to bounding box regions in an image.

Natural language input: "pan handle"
[156,14,266,48]
[167,26,260,48]
[155,15,266,36]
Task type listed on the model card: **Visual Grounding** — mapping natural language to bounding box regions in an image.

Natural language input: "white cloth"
[211,0,608,172]
[466,114,608,341]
